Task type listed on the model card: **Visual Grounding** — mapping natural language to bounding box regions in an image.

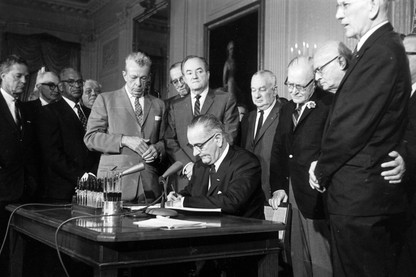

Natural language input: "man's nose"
[193,147,200,156]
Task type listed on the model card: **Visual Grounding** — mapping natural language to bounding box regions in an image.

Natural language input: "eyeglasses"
[188,133,217,151]
[406,52,416,56]
[284,78,314,92]
[40,83,58,91]
[171,76,185,86]
[61,79,84,87]
[314,56,339,75]
[84,88,101,95]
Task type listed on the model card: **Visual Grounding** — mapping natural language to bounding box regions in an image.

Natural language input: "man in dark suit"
[85,52,166,203]
[165,56,239,183]
[396,34,416,277]
[166,61,189,104]
[37,67,99,202]
[240,70,286,200]
[167,114,264,219]
[269,57,333,277]
[0,54,39,273]
[309,1,411,276]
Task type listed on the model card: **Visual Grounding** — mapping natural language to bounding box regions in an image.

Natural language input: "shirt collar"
[213,143,229,172]
[39,96,49,106]
[357,21,388,52]
[1,88,15,103]
[62,96,78,108]
[191,86,209,99]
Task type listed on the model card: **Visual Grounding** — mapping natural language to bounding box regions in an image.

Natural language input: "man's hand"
[121,136,149,156]
[381,151,405,184]
[183,162,194,180]
[268,190,288,210]
[80,172,96,182]
[309,161,325,192]
[167,191,182,202]
[142,144,159,163]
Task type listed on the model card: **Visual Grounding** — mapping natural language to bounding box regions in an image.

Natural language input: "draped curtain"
[1,32,80,101]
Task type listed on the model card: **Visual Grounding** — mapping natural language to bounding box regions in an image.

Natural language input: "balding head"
[313,41,352,93]
[287,56,316,104]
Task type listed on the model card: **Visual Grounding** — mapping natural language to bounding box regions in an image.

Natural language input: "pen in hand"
[170,184,178,197]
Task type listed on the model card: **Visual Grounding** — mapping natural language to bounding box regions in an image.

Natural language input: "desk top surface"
[7,204,284,243]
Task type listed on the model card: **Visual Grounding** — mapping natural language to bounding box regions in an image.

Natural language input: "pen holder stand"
[103,201,123,215]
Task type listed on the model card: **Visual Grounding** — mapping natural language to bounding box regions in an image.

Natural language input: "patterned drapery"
[1,32,80,101]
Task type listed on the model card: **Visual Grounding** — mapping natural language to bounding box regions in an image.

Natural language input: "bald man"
[270,57,333,277]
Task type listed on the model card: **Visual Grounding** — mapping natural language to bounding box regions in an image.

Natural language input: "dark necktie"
[292,104,304,128]
[134,97,143,126]
[208,164,216,192]
[75,103,87,130]
[14,99,22,130]
[254,110,264,140]
[194,94,201,117]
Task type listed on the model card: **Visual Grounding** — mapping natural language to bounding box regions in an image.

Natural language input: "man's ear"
[338,56,348,70]
[369,0,380,20]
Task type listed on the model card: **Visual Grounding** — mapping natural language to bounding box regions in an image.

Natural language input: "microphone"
[146,161,184,217]
[161,161,183,179]
[120,163,145,177]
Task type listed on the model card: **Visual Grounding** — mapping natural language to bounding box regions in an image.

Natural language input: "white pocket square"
[217,191,222,194]
[155,116,161,121]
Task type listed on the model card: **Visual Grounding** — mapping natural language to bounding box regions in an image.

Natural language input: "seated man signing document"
[167,114,265,219]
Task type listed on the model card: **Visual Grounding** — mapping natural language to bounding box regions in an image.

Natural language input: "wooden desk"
[7,204,284,276]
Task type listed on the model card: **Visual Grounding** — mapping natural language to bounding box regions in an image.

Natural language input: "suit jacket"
[37,98,99,201]
[165,88,240,165]
[404,91,416,216]
[270,89,333,219]
[84,88,166,201]
[315,23,411,216]
[240,98,285,199]
[180,145,265,219]
[0,94,39,202]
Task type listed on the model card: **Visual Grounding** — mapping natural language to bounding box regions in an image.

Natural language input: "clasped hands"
[121,136,159,163]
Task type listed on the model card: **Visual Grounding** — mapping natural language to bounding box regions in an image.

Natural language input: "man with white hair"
[33,67,60,106]
[309,1,411,276]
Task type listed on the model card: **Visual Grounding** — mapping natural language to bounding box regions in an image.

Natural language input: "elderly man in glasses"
[33,67,60,106]
[37,67,99,202]
[269,56,333,277]
[167,62,189,103]
[167,113,264,219]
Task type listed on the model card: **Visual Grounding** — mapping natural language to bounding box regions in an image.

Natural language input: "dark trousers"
[329,213,405,277]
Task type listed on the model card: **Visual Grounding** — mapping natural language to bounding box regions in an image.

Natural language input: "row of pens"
[75,173,122,208]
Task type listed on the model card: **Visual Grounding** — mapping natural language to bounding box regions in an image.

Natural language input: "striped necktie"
[75,103,87,130]
[134,97,143,126]
[292,104,304,128]
[194,94,201,117]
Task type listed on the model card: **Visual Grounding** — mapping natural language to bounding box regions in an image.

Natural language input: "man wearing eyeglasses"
[308,1,411,276]
[167,62,189,102]
[165,56,239,184]
[85,52,166,203]
[167,114,264,219]
[37,67,100,202]
[269,56,333,277]
[33,67,60,106]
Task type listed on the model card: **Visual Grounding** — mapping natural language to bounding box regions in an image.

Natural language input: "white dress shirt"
[125,84,144,112]
[190,87,209,114]
[254,98,276,138]
[1,88,19,123]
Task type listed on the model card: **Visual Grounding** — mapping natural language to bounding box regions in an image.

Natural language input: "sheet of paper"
[134,217,207,229]
[168,206,221,213]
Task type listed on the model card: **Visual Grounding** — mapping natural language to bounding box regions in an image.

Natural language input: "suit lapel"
[60,99,85,132]
[0,92,19,132]
[142,96,152,125]
[201,89,214,115]
[337,23,393,94]
[254,101,282,144]
[296,90,321,128]
[207,146,233,196]
[120,88,138,123]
